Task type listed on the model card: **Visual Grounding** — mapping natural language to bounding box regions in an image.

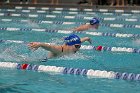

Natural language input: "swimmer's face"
[94,24,99,29]
[91,24,99,29]
[74,44,81,49]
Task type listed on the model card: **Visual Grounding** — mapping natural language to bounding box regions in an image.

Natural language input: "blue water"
[0,7,140,93]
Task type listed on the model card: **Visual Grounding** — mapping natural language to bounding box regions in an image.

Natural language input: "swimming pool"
[0,6,140,93]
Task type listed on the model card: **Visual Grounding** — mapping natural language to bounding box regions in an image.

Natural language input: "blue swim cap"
[64,34,81,46]
[90,18,100,25]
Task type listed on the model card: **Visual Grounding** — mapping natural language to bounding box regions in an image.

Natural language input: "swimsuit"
[61,46,77,53]
[61,46,63,52]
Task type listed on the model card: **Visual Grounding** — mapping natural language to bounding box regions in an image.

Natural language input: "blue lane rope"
[1,39,140,54]
[1,12,140,25]
[0,14,140,24]
[0,27,139,39]
[0,15,139,28]
[0,62,140,81]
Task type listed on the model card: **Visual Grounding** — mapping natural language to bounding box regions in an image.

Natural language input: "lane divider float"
[0,27,139,38]
[0,9,139,17]
[0,14,139,23]
[12,6,140,14]
[1,39,140,54]
[0,62,139,81]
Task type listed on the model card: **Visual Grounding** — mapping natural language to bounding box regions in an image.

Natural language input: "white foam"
[26,20,40,28]
[133,39,140,46]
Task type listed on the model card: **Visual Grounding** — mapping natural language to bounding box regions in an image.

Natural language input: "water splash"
[25,20,40,28]
[57,52,91,61]
[0,43,48,62]
[49,38,63,45]
[132,39,140,47]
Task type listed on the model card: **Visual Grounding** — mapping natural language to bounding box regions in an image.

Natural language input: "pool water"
[0,7,140,93]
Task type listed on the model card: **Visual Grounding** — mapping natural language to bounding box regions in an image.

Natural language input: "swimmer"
[28,34,92,59]
[73,18,100,31]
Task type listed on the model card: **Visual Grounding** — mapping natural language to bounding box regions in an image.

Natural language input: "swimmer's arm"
[64,27,79,31]
[73,24,88,31]
[73,26,85,31]
[80,37,92,44]
[39,43,62,53]
[39,43,53,50]
[28,42,53,51]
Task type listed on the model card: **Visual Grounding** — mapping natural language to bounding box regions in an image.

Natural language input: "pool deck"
[0,2,140,11]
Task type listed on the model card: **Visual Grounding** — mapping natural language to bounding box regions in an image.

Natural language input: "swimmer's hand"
[81,37,92,44]
[28,42,41,51]
[87,37,92,44]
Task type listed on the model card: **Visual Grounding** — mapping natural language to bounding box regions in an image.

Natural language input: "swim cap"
[64,34,81,46]
[90,18,100,25]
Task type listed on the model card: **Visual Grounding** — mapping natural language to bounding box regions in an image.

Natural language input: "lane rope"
[1,39,140,54]
[0,15,139,28]
[12,6,140,14]
[0,13,139,23]
[0,27,139,38]
[0,62,139,81]
[0,11,140,26]
[0,9,140,17]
